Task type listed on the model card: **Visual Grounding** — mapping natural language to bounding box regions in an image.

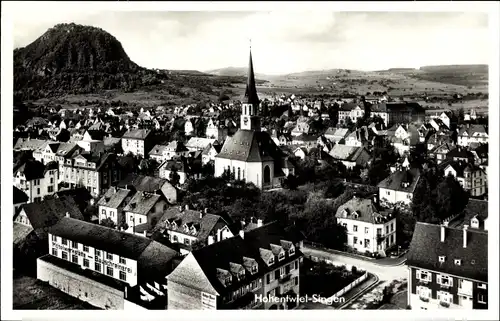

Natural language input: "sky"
[10,4,490,75]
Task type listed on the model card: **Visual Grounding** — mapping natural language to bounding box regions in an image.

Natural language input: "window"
[289,247,295,256]
[173,235,178,242]
[72,241,78,249]
[119,271,127,281]
[438,275,452,287]
[95,262,101,272]
[477,294,486,304]
[386,191,391,195]
[391,223,394,232]
[102,209,106,215]
[437,291,452,304]
[106,253,113,260]
[83,245,89,252]
[353,236,358,245]
[62,238,67,245]
[478,283,487,290]
[365,227,369,234]
[439,256,446,263]
[251,265,258,273]
[278,252,285,261]
[72,255,78,263]
[294,260,298,270]
[119,257,126,264]
[417,270,431,282]
[454,259,461,266]
[268,257,274,265]
[37,188,40,195]
[417,286,431,299]
[353,225,358,232]
[266,274,270,284]
[52,235,57,242]
[364,239,370,249]
[106,266,114,277]
[95,249,101,257]
[62,251,68,260]
[280,267,286,277]
[52,248,58,256]
[48,186,54,193]
[83,259,89,268]
[377,228,382,235]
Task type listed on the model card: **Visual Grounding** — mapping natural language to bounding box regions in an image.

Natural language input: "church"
[214,48,294,189]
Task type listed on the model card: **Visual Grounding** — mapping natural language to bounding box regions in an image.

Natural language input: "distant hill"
[205,67,270,80]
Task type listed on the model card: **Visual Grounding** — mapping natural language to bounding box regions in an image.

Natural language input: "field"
[13,272,100,310]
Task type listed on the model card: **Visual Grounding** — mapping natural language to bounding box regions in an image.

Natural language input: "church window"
[233,166,235,174]
[264,166,271,184]
[237,167,241,180]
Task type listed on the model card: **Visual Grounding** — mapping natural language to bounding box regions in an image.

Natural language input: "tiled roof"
[458,124,488,136]
[15,196,84,238]
[151,207,227,241]
[103,137,121,146]
[165,141,189,153]
[149,144,168,156]
[377,167,420,193]
[123,192,162,215]
[14,138,47,151]
[186,137,217,150]
[335,197,392,224]
[48,217,177,275]
[15,159,47,180]
[329,144,368,163]
[371,102,425,113]
[216,129,284,162]
[446,147,474,160]
[97,187,133,209]
[169,222,303,294]
[117,173,173,194]
[122,129,151,140]
[13,222,34,245]
[13,186,29,204]
[407,222,487,282]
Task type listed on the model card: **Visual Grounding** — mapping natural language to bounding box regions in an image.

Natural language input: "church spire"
[244,44,259,106]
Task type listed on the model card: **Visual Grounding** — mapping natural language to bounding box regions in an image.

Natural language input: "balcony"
[278,274,292,284]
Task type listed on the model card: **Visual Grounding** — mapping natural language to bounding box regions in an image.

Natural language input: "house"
[14,138,48,152]
[13,186,29,215]
[291,133,318,148]
[121,129,153,157]
[148,145,169,163]
[338,103,365,125]
[324,127,349,144]
[335,196,397,256]
[471,144,488,166]
[441,161,487,197]
[427,130,455,151]
[457,125,488,147]
[116,173,178,205]
[163,141,190,161]
[377,160,420,206]
[446,147,475,164]
[150,205,234,255]
[293,147,308,160]
[428,143,453,164]
[370,102,425,127]
[60,152,121,197]
[185,137,218,152]
[167,222,304,310]
[77,130,106,152]
[328,145,371,169]
[344,130,363,147]
[202,143,223,165]
[406,222,488,310]
[206,119,228,142]
[123,192,169,235]
[388,124,420,156]
[158,157,203,185]
[291,118,312,137]
[53,187,95,219]
[13,196,84,244]
[42,216,178,309]
[14,160,59,203]
[184,118,195,136]
[97,187,134,227]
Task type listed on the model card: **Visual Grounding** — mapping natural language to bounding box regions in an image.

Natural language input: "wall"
[37,257,124,310]
[124,299,148,310]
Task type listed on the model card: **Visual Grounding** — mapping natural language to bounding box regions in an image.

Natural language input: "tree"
[100,217,116,229]
[56,128,70,142]
[283,174,299,190]
[169,169,181,186]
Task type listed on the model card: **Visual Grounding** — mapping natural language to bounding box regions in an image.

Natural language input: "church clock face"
[243,116,249,125]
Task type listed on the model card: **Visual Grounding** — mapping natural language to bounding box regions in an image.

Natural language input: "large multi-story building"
[406,222,487,310]
[166,222,304,310]
[338,103,365,125]
[97,187,134,227]
[39,216,178,309]
[206,118,228,142]
[335,196,397,255]
[377,160,421,206]
[121,129,153,157]
[14,160,59,203]
[60,152,120,197]
[441,161,488,197]
[457,125,488,147]
[371,102,425,127]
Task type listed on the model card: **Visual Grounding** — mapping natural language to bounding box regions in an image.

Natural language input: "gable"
[167,253,219,295]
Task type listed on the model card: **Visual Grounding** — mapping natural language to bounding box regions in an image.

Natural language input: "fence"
[330,273,368,300]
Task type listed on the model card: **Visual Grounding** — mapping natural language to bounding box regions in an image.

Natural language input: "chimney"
[125,287,128,299]
[239,230,245,239]
[204,208,208,214]
[241,219,246,228]
[463,225,468,248]
[257,219,263,227]
[200,211,203,219]
[185,204,189,211]
[440,224,447,242]
[178,205,183,212]
[143,230,147,237]
[208,235,215,245]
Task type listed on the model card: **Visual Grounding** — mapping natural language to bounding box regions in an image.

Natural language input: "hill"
[205,66,269,80]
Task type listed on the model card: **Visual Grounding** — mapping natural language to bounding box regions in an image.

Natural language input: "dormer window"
[471,218,479,228]
[278,252,285,261]
[439,256,446,263]
[251,265,258,274]
[225,277,232,286]
[268,257,275,266]
[238,270,245,280]
[289,247,295,256]
[454,259,461,266]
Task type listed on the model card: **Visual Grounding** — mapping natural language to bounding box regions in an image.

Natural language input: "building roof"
[97,187,133,209]
[165,141,189,153]
[329,144,368,163]
[122,129,151,140]
[117,173,174,194]
[407,222,488,283]
[149,144,168,156]
[216,129,284,162]
[440,160,483,177]
[186,137,218,150]
[169,222,303,294]
[324,127,349,139]
[123,192,162,215]
[151,207,227,241]
[103,137,122,147]
[14,159,46,180]
[371,102,425,113]
[446,147,474,160]
[335,197,392,224]
[15,196,84,238]
[13,222,34,245]
[458,124,488,136]
[13,186,29,204]
[377,167,420,193]
[47,217,177,276]
[243,49,259,106]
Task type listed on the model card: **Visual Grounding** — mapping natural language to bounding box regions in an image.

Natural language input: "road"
[302,246,407,283]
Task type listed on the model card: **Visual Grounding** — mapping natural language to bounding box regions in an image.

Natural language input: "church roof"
[243,49,259,106]
[216,129,284,162]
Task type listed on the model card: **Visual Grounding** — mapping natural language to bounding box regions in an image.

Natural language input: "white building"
[121,129,153,157]
[97,187,134,227]
[336,196,397,255]
[457,125,488,147]
[378,160,421,206]
[442,162,487,197]
[14,160,59,203]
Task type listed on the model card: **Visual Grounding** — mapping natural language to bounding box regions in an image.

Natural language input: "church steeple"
[244,46,259,106]
[241,43,261,131]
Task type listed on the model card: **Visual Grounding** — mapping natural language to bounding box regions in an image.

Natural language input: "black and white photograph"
[1,1,498,320]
